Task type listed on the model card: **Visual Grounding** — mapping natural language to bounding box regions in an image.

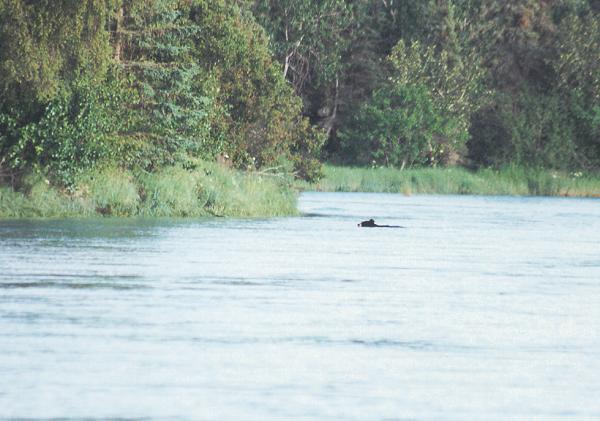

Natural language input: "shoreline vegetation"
[0,163,297,219]
[298,165,600,198]
[3,163,599,219]
[1,2,599,218]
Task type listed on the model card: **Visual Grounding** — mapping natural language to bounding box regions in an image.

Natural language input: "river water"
[1,192,599,420]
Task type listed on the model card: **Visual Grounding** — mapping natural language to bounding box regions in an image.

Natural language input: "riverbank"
[299,165,600,197]
[0,163,298,218]
[4,163,599,219]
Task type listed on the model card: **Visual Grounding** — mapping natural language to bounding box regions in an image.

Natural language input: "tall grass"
[306,165,600,197]
[197,162,298,217]
[79,167,140,216]
[0,175,93,218]
[4,163,597,219]
[0,163,298,219]
[138,166,200,217]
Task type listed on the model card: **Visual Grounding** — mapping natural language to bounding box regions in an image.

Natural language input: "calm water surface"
[1,192,600,420]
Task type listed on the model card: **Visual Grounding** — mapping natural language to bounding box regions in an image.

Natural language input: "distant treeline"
[1,0,599,191]
[0,0,323,189]
[249,0,600,171]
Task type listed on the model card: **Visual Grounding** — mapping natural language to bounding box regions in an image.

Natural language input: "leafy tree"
[250,0,351,95]
[0,0,112,108]
[249,0,352,142]
[341,84,454,168]
[0,0,120,186]
[467,0,600,171]
[342,37,483,168]
[189,0,325,179]
[469,90,577,169]
[363,0,439,48]
[469,0,556,91]
[0,0,325,185]
[329,0,481,160]
[551,10,600,169]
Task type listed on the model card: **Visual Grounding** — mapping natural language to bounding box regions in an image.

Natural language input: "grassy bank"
[0,162,298,218]
[300,165,600,197]
[4,163,598,219]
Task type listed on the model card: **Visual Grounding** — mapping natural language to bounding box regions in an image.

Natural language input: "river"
[1,192,599,420]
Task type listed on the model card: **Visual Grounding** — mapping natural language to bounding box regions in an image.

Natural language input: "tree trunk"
[114,6,124,62]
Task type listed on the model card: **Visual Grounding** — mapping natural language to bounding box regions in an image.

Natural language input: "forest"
[0,0,599,210]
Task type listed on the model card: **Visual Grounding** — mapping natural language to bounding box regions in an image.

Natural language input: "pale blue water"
[1,192,599,420]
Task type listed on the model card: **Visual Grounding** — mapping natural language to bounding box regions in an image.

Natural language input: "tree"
[0,0,120,186]
[551,10,600,169]
[189,0,325,179]
[0,0,325,186]
[341,38,483,168]
[469,0,556,91]
[330,0,481,161]
[249,0,352,140]
[250,0,351,95]
[341,84,451,168]
[113,0,216,168]
[0,0,111,108]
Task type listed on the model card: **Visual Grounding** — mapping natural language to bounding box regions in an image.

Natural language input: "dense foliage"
[341,38,484,168]
[248,0,600,172]
[0,0,322,189]
[1,0,599,195]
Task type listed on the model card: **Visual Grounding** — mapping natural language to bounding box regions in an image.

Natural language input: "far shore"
[297,165,600,198]
[2,163,599,219]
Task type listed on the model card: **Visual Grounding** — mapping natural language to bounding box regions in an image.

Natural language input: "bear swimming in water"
[358,219,404,228]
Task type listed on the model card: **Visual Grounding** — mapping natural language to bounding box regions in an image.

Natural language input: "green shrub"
[0,186,28,218]
[341,84,449,168]
[469,91,577,170]
[0,175,93,218]
[196,162,298,217]
[138,166,201,217]
[77,167,140,216]
[341,39,483,169]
